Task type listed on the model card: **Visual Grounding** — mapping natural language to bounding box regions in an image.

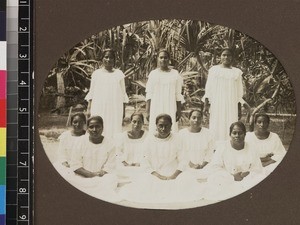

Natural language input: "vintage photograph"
[38,19,296,209]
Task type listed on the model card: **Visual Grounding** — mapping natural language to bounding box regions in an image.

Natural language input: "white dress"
[53,130,84,177]
[203,141,264,201]
[203,65,245,142]
[114,131,148,180]
[85,68,129,138]
[179,128,215,179]
[119,133,204,205]
[66,135,121,203]
[245,132,286,175]
[146,68,184,134]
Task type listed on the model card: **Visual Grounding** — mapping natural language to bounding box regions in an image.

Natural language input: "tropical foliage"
[39,19,296,120]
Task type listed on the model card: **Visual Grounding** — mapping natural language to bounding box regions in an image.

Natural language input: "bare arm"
[87,100,92,118]
[146,99,151,121]
[176,101,182,122]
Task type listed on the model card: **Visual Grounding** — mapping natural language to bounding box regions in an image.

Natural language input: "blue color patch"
[0,185,5,214]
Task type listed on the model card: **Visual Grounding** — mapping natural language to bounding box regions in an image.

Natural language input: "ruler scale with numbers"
[6,0,33,224]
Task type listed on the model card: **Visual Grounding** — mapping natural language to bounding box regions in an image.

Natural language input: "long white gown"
[245,132,286,175]
[203,65,245,142]
[85,68,129,138]
[146,68,184,134]
[203,141,264,201]
[119,133,204,205]
[114,131,148,180]
[66,135,121,203]
[178,127,215,179]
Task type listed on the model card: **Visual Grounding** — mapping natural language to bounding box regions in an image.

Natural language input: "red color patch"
[0,99,6,127]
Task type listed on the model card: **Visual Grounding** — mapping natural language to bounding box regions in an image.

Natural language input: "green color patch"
[0,157,5,185]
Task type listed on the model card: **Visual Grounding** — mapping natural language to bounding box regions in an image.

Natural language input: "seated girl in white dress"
[53,113,86,176]
[115,112,148,180]
[245,113,286,175]
[204,121,264,201]
[119,114,203,206]
[67,116,120,203]
[179,109,215,180]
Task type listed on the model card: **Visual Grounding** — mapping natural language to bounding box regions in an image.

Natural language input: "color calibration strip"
[7,0,33,224]
[6,0,18,224]
[0,0,7,224]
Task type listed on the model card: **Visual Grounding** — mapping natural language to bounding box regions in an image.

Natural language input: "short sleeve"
[271,133,286,162]
[141,137,155,174]
[145,71,155,101]
[118,70,129,103]
[84,71,97,101]
[236,69,245,104]
[202,67,214,101]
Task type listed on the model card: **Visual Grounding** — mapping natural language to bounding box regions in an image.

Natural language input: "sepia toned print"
[38,19,296,209]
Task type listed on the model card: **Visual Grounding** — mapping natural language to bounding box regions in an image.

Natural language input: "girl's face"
[230,125,245,144]
[189,111,202,128]
[102,51,115,69]
[87,119,103,138]
[255,116,269,131]
[156,118,172,138]
[158,52,169,69]
[72,115,85,132]
[131,115,143,131]
[220,50,233,66]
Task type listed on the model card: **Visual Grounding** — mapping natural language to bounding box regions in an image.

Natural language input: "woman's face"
[131,115,143,132]
[220,50,233,66]
[255,116,269,131]
[72,115,85,132]
[88,119,103,138]
[102,51,115,69]
[157,51,169,69]
[230,125,245,144]
[189,111,202,128]
[156,117,172,138]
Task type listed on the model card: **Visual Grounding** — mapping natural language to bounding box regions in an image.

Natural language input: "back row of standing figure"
[85,48,250,142]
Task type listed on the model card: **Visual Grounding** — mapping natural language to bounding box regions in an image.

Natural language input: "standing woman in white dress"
[245,113,286,175]
[204,121,263,201]
[203,48,249,142]
[179,109,215,180]
[85,49,129,138]
[146,49,185,134]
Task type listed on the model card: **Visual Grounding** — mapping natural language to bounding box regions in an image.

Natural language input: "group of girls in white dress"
[54,110,286,205]
[53,47,286,207]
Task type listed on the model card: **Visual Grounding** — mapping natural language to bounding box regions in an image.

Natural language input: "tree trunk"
[56,70,66,110]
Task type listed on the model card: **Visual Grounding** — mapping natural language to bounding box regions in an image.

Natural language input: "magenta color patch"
[0,70,6,99]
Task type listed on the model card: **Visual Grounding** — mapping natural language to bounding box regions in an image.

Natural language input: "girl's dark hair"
[130,112,144,124]
[188,109,203,119]
[101,48,116,61]
[87,115,104,127]
[254,113,270,124]
[157,48,170,59]
[155,113,172,125]
[70,112,86,124]
[221,47,234,56]
[229,121,246,135]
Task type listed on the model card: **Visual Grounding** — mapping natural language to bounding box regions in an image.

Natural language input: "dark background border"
[35,0,300,224]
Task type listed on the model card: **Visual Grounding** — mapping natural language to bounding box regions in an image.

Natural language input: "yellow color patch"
[0,128,6,156]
